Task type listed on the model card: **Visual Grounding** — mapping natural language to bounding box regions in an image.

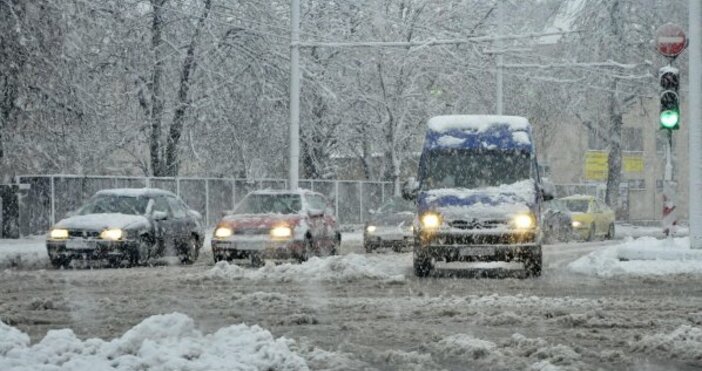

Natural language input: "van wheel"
[413,254,433,277]
[50,257,69,269]
[523,247,542,277]
[605,223,615,240]
[587,224,596,241]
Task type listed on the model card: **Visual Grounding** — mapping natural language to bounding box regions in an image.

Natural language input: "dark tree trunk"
[164,0,212,176]
[605,86,623,209]
[149,0,167,176]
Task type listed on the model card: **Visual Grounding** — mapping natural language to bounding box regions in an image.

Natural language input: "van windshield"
[419,149,531,191]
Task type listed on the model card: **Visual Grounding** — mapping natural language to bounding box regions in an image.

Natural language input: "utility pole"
[689,0,702,248]
[495,0,504,115]
[288,0,301,190]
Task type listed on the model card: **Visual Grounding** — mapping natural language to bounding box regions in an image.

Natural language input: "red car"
[212,190,340,265]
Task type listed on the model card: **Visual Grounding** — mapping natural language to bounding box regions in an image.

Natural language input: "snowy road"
[1,237,701,370]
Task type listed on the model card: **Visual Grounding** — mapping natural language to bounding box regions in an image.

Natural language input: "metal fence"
[14,175,394,236]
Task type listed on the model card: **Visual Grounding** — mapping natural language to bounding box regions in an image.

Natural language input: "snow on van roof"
[95,188,176,197]
[427,115,530,133]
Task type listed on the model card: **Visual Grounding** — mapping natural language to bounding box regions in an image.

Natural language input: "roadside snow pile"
[616,224,689,239]
[194,253,408,283]
[0,312,311,370]
[428,332,584,370]
[0,238,49,269]
[568,237,702,277]
[630,325,702,361]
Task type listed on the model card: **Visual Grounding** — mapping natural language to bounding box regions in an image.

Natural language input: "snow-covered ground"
[2,230,702,369]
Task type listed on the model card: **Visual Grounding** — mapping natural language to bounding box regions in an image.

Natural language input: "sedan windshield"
[420,149,531,191]
[563,200,590,213]
[234,194,302,214]
[78,195,149,215]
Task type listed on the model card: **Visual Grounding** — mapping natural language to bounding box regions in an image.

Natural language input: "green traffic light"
[660,109,679,129]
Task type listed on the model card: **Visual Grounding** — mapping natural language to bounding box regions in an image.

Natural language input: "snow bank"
[0,312,310,371]
[191,253,408,283]
[630,325,702,361]
[568,237,702,277]
[0,238,49,269]
[615,223,689,239]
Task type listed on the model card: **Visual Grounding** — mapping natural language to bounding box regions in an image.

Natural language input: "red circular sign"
[656,23,687,57]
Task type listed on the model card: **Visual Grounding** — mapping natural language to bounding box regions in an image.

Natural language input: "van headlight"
[100,228,123,241]
[366,225,376,233]
[512,213,535,229]
[49,228,69,239]
[572,221,582,228]
[420,212,442,229]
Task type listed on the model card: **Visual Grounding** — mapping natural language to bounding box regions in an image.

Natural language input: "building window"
[622,128,643,152]
[587,123,608,150]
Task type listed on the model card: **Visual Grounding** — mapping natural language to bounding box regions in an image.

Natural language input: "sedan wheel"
[605,223,615,240]
[180,236,199,265]
[587,224,596,241]
[133,236,152,266]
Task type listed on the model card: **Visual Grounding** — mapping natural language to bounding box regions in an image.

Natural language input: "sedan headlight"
[366,225,376,233]
[270,226,292,239]
[100,228,123,241]
[49,228,69,239]
[512,213,535,229]
[214,227,233,238]
[420,213,442,229]
[572,221,582,228]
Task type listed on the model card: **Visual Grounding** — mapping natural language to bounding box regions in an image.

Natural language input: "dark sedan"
[542,199,574,243]
[46,188,204,268]
[363,196,415,253]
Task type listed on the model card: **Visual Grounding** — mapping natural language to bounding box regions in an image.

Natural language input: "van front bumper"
[415,231,539,262]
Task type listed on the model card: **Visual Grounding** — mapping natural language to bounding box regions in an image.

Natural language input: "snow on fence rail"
[14,175,393,236]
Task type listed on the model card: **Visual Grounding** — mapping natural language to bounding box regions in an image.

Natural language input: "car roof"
[247,189,322,197]
[95,188,177,198]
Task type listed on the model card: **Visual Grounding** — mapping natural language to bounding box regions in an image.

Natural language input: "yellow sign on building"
[584,151,644,180]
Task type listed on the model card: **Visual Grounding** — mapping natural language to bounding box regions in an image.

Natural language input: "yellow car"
[560,195,616,241]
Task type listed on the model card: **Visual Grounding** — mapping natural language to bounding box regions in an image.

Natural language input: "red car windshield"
[234,194,302,214]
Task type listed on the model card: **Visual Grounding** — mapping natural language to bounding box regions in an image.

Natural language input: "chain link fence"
[14,175,394,236]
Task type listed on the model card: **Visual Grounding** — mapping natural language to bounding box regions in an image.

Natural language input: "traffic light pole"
[662,128,677,237]
[689,0,702,249]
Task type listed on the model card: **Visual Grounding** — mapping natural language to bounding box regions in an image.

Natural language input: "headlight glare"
[513,214,535,229]
[214,227,233,238]
[270,226,292,239]
[572,221,582,228]
[366,225,376,233]
[421,213,441,229]
[100,228,123,241]
[50,228,69,239]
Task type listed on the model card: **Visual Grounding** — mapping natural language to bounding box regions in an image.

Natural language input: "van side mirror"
[402,177,420,201]
[541,179,556,201]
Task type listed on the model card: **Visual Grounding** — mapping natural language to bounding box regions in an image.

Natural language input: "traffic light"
[659,67,680,130]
